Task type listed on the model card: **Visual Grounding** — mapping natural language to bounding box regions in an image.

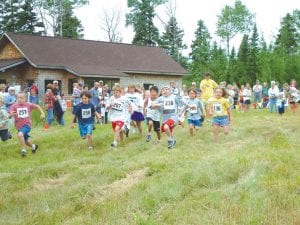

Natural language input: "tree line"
[0,0,299,85]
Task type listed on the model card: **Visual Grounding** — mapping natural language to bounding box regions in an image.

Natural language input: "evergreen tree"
[208,42,227,83]
[189,20,211,80]
[126,0,166,46]
[160,16,187,66]
[18,0,44,34]
[257,36,272,83]
[0,0,5,34]
[234,35,250,85]
[229,46,237,82]
[2,0,20,32]
[248,23,260,83]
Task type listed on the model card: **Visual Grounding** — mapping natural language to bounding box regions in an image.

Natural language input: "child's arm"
[71,116,77,128]
[227,108,232,123]
[95,111,102,120]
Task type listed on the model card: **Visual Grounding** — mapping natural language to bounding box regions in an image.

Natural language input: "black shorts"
[244,99,251,105]
[146,117,160,132]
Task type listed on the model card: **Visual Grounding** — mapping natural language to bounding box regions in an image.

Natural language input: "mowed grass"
[0,108,299,225]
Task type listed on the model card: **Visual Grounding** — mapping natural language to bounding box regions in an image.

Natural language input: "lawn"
[0,108,299,225]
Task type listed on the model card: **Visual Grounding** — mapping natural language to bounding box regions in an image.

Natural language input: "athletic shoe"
[32,144,38,154]
[21,149,27,157]
[111,142,117,148]
[146,134,151,142]
[167,140,173,149]
[88,146,94,151]
[172,140,176,148]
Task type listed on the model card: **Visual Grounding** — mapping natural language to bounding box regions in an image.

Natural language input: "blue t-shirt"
[73,102,96,124]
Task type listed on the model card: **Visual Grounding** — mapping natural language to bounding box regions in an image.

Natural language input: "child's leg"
[136,121,142,134]
[119,129,124,141]
[213,124,220,143]
[189,124,194,136]
[223,125,230,135]
[25,139,33,148]
[114,126,121,143]
[163,124,172,139]
[148,120,153,133]
[87,134,92,147]
[17,132,27,149]
[156,131,161,140]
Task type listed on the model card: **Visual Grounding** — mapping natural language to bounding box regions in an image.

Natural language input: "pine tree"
[229,47,237,82]
[189,20,211,79]
[235,35,250,85]
[126,0,166,46]
[208,42,227,83]
[160,16,187,65]
[18,0,44,34]
[2,0,21,32]
[248,23,260,83]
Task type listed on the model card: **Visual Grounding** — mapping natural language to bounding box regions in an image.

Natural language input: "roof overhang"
[122,70,187,76]
[0,59,27,71]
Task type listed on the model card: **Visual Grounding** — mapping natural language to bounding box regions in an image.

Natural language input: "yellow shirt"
[208,97,230,117]
[200,79,218,100]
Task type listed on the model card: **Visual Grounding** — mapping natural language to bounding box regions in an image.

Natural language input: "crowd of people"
[0,73,299,156]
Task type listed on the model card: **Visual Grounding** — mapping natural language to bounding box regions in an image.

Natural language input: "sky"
[75,0,299,53]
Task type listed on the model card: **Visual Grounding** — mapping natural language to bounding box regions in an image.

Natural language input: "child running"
[126,85,144,134]
[276,92,286,116]
[106,85,132,148]
[207,88,232,143]
[152,86,185,149]
[0,96,12,142]
[71,91,101,150]
[181,89,204,136]
[9,92,45,157]
[144,86,161,143]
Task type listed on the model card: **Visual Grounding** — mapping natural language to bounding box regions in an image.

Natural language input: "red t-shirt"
[9,102,37,130]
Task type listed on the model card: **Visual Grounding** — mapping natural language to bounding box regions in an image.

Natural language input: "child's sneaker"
[172,140,176,148]
[124,125,129,138]
[31,144,38,153]
[21,149,27,157]
[146,134,151,142]
[111,142,117,148]
[88,146,94,151]
[167,140,173,149]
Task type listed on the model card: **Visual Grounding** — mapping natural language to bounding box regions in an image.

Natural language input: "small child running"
[144,86,161,143]
[207,88,232,143]
[181,89,204,136]
[71,91,101,150]
[152,86,185,149]
[9,92,45,157]
[0,96,12,142]
[106,85,132,148]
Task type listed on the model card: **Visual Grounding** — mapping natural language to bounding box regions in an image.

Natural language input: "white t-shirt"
[107,95,131,122]
[243,89,252,101]
[126,92,143,113]
[146,97,160,121]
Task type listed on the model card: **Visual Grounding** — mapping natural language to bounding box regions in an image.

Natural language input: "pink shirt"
[9,102,37,130]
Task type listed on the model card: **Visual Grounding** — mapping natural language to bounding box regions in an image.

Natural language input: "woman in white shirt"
[268,81,279,113]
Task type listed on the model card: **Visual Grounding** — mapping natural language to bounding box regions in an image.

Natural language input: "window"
[143,83,154,90]
[68,79,78,94]
[0,79,6,84]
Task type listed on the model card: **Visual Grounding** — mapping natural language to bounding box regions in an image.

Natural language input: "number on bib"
[112,102,122,112]
[212,103,222,114]
[82,108,91,119]
[164,100,175,110]
[189,104,197,114]
[17,108,29,118]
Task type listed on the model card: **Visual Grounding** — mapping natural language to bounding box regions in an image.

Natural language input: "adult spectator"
[4,87,16,111]
[252,80,262,109]
[0,84,7,99]
[89,82,101,116]
[268,81,279,113]
[199,72,218,108]
[52,80,65,125]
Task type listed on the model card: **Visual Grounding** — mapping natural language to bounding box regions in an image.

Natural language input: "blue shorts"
[18,125,31,142]
[79,123,93,138]
[188,119,201,128]
[212,116,229,127]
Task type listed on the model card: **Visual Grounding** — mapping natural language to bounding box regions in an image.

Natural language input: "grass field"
[0,108,299,225]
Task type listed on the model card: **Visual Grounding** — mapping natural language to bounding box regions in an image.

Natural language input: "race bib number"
[164,99,175,110]
[189,104,197,114]
[212,103,222,114]
[112,102,123,112]
[82,108,91,119]
[17,108,29,118]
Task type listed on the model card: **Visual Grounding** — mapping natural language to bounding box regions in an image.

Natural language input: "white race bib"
[212,103,222,114]
[82,108,91,119]
[112,102,123,112]
[189,104,197,114]
[17,108,29,118]
[163,99,175,110]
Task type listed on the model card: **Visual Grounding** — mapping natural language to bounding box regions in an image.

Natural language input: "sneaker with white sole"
[167,140,173,149]
[21,149,27,157]
[111,142,117,148]
[31,144,38,154]
[88,146,94,151]
[146,134,151,142]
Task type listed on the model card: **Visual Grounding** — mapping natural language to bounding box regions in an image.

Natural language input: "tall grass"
[0,108,299,225]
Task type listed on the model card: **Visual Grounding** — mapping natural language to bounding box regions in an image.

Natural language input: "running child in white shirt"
[151,86,186,149]
[107,85,132,148]
[126,84,144,134]
[144,86,161,143]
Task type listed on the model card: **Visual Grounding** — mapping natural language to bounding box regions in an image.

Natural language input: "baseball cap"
[53,80,58,84]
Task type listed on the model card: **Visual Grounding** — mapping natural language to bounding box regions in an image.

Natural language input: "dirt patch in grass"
[33,174,70,191]
[95,168,148,201]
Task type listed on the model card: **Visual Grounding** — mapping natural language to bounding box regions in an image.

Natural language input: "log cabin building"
[0,32,187,99]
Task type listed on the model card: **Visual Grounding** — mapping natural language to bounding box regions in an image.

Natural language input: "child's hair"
[188,88,197,95]
[112,85,122,92]
[128,84,136,91]
[80,91,92,98]
[46,83,54,90]
[215,88,228,98]
[150,85,159,93]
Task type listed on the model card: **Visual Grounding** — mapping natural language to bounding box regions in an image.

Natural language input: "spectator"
[268,81,279,113]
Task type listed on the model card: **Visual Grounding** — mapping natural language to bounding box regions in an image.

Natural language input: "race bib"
[189,104,197,114]
[82,108,91,119]
[164,99,175,110]
[112,102,123,112]
[212,103,222,114]
[17,108,29,118]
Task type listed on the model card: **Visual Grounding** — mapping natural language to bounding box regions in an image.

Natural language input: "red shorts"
[112,121,124,131]
[161,119,175,133]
